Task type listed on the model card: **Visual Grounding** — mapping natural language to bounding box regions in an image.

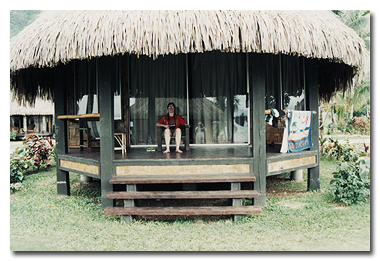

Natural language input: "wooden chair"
[157,116,189,152]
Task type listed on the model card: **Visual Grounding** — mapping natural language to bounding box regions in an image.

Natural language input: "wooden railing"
[265,110,316,115]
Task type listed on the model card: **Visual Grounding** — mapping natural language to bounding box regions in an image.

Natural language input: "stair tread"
[107,190,259,199]
[109,174,256,184]
[104,206,262,215]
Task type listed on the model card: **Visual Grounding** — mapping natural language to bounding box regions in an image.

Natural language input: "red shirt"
[157,114,187,130]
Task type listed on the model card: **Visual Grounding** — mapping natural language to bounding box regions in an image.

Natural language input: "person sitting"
[156,102,189,153]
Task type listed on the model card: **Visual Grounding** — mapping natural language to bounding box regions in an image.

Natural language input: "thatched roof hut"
[10,94,54,116]
[10,10,367,104]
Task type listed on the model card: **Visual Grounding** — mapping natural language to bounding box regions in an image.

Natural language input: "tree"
[10,10,40,39]
[332,10,370,51]
[321,10,370,133]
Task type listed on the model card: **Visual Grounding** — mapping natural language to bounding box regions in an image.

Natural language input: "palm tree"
[332,10,370,51]
[321,10,370,133]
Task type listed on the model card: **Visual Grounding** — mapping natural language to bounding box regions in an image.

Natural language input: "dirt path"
[10,141,24,153]
[324,134,370,147]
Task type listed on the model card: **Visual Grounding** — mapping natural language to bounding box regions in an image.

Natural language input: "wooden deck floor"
[65,144,299,162]
[67,145,254,161]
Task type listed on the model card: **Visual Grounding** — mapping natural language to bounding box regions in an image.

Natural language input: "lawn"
[9,154,370,251]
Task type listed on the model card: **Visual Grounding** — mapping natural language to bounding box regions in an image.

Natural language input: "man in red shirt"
[156,102,189,153]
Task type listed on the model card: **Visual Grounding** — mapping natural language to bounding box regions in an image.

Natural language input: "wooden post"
[54,66,70,196]
[231,182,242,222]
[251,53,267,207]
[291,169,304,181]
[23,115,27,134]
[122,184,136,223]
[98,56,116,210]
[42,115,46,133]
[305,59,320,190]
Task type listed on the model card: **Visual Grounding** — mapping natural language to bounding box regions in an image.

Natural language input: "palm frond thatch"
[10,94,54,115]
[10,10,368,104]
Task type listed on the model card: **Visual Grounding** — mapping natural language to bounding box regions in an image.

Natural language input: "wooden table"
[58,113,126,154]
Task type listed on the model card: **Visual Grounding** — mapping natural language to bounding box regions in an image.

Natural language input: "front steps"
[104,206,262,216]
[106,190,260,200]
[104,174,261,221]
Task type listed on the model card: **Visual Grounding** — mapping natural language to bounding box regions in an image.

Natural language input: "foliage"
[335,117,370,135]
[319,137,344,160]
[332,10,370,51]
[10,183,24,193]
[10,129,17,140]
[321,76,370,136]
[22,134,55,171]
[351,117,370,134]
[321,10,370,136]
[322,135,371,205]
[10,135,55,193]
[10,10,40,39]
[329,157,370,206]
[319,137,369,161]
[10,147,30,184]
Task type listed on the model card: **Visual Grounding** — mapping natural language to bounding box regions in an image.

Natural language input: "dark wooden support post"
[54,66,70,195]
[231,182,242,222]
[122,184,136,223]
[305,58,320,190]
[98,56,115,210]
[251,53,267,207]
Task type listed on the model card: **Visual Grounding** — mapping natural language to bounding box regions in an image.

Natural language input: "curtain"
[129,54,187,145]
[128,51,248,145]
[282,56,305,110]
[74,59,100,138]
[189,51,248,144]
[265,54,280,109]
[265,54,305,111]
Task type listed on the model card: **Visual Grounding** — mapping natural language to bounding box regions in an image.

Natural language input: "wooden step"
[107,190,259,199]
[104,206,262,216]
[109,174,256,185]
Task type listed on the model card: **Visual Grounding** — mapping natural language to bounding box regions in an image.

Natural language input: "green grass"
[10,158,370,251]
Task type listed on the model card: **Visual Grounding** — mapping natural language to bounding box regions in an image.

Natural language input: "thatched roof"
[10,94,54,115]
[10,10,367,104]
